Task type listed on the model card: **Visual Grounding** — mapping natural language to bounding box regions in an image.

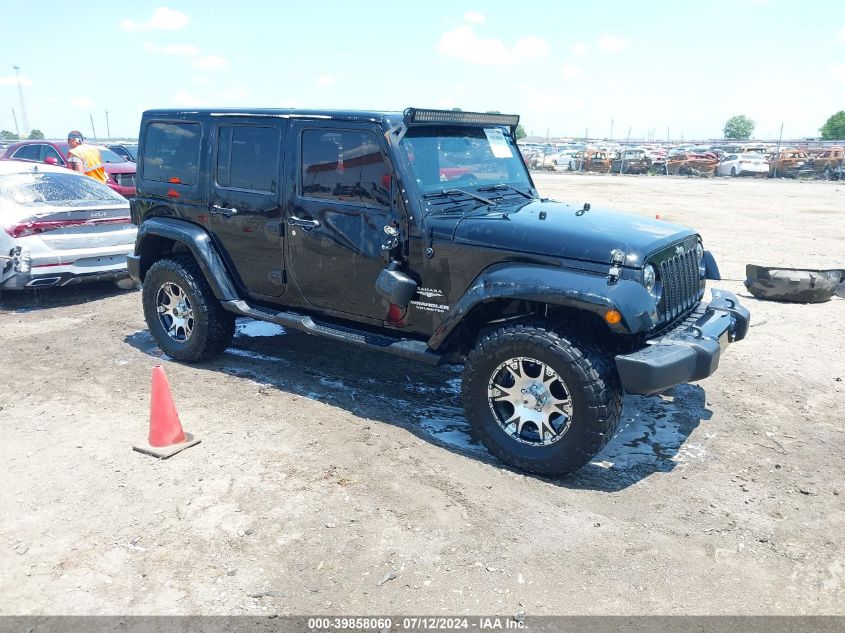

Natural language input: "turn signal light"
[605,309,622,324]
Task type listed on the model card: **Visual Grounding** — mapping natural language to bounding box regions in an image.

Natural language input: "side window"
[216,125,280,192]
[143,122,201,185]
[301,129,389,207]
[42,145,65,165]
[12,145,41,161]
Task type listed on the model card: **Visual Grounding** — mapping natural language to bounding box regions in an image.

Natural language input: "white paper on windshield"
[484,128,513,158]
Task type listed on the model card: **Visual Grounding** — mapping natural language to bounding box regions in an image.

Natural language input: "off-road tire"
[462,323,623,476]
[730,167,737,177]
[142,255,235,362]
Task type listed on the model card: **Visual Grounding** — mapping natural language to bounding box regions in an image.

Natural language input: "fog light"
[605,309,622,324]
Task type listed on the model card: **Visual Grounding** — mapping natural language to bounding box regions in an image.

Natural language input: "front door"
[286,121,394,321]
[208,119,287,297]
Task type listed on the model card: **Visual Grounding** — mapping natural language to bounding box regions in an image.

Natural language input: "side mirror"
[44,156,58,165]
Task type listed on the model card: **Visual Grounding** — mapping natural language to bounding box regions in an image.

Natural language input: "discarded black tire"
[745,264,845,303]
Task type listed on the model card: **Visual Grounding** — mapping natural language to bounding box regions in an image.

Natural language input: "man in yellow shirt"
[66,130,108,184]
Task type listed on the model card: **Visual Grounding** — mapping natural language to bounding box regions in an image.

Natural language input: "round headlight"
[643,264,656,292]
[696,241,704,262]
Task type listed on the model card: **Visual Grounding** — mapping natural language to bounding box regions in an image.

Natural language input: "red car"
[0,139,136,197]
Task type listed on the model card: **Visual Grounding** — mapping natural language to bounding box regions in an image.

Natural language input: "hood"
[425,198,695,267]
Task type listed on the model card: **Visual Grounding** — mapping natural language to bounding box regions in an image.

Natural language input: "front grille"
[659,248,700,321]
[114,173,135,188]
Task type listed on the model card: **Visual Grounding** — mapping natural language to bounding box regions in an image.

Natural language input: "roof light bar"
[404,108,520,131]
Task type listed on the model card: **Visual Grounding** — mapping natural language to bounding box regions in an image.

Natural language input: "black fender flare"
[132,217,239,301]
[427,263,657,351]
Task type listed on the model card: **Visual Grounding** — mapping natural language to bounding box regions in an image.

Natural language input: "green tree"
[515,124,526,140]
[28,129,44,139]
[723,115,755,140]
[0,129,20,141]
[820,111,845,140]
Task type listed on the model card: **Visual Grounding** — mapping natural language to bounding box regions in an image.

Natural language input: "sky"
[1,0,843,142]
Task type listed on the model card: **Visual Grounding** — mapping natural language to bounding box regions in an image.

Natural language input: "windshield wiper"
[423,188,496,206]
[476,183,535,199]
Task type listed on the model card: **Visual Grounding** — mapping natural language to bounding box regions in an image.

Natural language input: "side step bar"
[222,299,446,366]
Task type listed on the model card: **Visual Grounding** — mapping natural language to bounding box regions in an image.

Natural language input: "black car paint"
[130,108,746,394]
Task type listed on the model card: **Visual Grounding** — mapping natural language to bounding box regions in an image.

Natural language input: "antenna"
[13,66,29,137]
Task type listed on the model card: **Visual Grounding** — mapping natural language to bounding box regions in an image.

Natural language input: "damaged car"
[569,149,612,173]
[611,148,653,175]
[665,153,718,177]
[0,161,135,291]
[767,149,812,178]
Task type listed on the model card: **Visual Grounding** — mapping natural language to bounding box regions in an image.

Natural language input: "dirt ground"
[1,174,843,616]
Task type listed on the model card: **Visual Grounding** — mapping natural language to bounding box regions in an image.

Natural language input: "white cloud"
[839,28,845,43]
[70,96,95,109]
[464,11,485,24]
[598,34,627,52]
[122,7,190,32]
[194,77,211,86]
[173,89,206,107]
[162,43,200,56]
[0,75,33,87]
[561,63,583,80]
[831,65,845,81]
[192,55,228,70]
[571,42,588,57]
[316,74,335,87]
[437,26,548,66]
[143,41,158,52]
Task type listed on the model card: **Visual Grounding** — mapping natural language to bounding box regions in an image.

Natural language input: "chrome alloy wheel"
[156,282,194,342]
[487,356,573,446]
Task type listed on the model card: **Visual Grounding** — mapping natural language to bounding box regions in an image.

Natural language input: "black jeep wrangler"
[128,107,749,475]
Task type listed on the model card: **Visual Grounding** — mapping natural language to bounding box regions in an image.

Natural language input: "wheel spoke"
[486,355,574,447]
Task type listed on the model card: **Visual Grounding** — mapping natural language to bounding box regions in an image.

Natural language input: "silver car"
[0,161,135,291]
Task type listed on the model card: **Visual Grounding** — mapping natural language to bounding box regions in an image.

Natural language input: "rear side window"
[143,122,201,185]
[216,125,280,193]
[301,129,389,207]
[12,145,42,161]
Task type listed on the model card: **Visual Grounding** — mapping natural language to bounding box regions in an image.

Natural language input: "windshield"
[0,172,126,207]
[400,125,531,194]
[98,147,128,164]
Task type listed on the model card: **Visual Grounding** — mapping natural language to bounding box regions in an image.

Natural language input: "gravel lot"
[1,173,843,616]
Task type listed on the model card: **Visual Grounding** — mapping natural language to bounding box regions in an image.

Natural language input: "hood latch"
[608,249,625,283]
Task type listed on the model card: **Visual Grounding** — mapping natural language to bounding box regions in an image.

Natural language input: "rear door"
[208,118,287,297]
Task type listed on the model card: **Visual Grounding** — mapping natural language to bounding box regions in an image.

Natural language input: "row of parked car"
[0,139,139,196]
[0,141,138,293]
[523,143,845,179]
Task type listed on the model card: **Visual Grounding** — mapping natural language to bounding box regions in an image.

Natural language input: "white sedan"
[0,161,135,291]
[716,153,769,177]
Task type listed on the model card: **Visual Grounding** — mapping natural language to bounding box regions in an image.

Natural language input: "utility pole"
[105,111,111,140]
[610,119,614,142]
[667,127,670,144]
[13,66,29,137]
[89,113,97,140]
[11,108,19,138]
[774,123,784,179]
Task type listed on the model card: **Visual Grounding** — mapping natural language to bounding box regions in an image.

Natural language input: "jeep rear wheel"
[142,255,235,362]
[462,323,622,475]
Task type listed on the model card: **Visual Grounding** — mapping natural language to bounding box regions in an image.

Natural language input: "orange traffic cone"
[133,365,200,459]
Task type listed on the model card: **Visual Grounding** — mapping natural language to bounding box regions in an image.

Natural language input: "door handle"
[211,204,238,217]
[287,216,321,229]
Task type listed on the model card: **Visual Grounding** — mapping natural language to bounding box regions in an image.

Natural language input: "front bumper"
[615,289,750,395]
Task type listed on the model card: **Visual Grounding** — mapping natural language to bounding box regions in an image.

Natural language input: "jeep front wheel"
[142,255,235,362]
[462,324,622,475]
